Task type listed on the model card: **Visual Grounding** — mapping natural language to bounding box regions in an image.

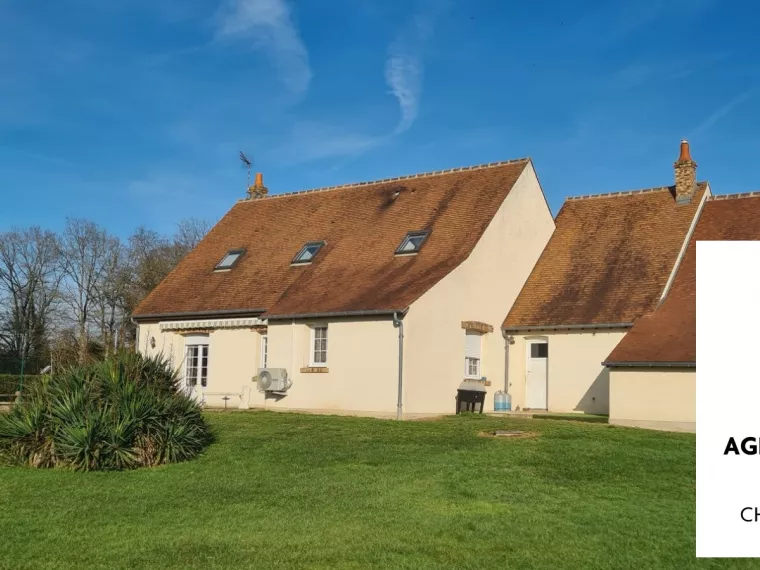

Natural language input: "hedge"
[0,375,43,398]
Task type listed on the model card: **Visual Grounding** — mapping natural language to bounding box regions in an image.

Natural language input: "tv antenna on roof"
[239,151,252,188]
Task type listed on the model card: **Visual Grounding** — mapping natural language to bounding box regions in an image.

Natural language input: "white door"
[526,340,548,409]
[184,335,209,403]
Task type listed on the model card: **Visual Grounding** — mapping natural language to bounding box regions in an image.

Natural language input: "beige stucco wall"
[137,323,264,408]
[205,328,261,407]
[139,318,399,413]
[403,162,555,413]
[249,317,399,414]
[506,329,628,414]
[138,323,186,371]
[609,368,695,432]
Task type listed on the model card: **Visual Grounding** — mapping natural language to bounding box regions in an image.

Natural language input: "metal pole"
[19,351,25,393]
[19,331,26,393]
[502,330,513,395]
[393,312,404,421]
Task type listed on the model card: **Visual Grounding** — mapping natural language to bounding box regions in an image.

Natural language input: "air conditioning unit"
[256,368,292,393]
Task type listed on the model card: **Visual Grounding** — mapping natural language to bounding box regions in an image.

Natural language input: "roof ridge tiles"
[566,186,673,201]
[566,181,709,202]
[710,192,760,201]
[237,158,531,202]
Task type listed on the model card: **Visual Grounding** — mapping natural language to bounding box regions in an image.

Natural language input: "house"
[501,141,710,415]
[605,192,760,432]
[132,159,555,416]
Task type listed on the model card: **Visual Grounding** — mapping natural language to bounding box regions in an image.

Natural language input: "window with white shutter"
[464,331,482,379]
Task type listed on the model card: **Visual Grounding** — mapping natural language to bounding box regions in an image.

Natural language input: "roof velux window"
[215,248,245,271]
[395,231,429,255]
[292,241,325,265]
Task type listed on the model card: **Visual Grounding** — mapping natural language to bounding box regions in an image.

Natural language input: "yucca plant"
[0,351,212,471]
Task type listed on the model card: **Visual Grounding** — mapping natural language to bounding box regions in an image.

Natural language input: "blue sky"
[0,0,758,237]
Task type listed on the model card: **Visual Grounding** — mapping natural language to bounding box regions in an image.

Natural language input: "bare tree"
[124,227,173,311]
[0,214,211,368]
[174,218,212,256]
[124,219,211,311]
[93,236,129,358]
[0,227,61,373]
[57,219,112,363]
[119,219,211,348]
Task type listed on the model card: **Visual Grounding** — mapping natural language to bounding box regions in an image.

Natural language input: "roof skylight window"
[292,241,325,265]
[395,231,430,255]
[215,248,245,271]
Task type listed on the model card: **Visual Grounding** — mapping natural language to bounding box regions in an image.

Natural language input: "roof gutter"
[131,308,267,322]
[266,309,407,321]
[603,360,696,368]
[502,322,633,333]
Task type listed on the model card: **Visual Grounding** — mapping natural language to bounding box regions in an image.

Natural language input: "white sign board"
[697,241,760,557]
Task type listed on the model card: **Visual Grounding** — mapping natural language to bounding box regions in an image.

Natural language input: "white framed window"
[464,331,482,379]
[310,326,328,366]
[185,335,210,388]
[260,334,268,368]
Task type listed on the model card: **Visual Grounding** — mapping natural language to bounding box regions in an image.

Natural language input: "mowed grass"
[0,412,741,569]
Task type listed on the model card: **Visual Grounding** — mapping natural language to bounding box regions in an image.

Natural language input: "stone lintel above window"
[462,378,491,387]
[461,321,493,334]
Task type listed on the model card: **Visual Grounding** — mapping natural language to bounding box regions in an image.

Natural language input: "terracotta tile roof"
[502,183,707,330]
[133,159,531,320]
[606,194,760,365]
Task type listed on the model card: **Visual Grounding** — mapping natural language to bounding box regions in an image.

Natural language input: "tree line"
[0,218,211,375]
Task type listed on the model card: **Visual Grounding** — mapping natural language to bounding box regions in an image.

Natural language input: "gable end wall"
[403,162,556,413]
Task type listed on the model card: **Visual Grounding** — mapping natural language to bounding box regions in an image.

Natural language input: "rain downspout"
[392,312,404,420]
[502,329,513,396]
[278,318,295,412]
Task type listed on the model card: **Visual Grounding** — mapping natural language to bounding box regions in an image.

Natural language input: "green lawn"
[0,412,743,569]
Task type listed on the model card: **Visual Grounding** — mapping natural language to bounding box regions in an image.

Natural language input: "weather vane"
[239,151,252,189]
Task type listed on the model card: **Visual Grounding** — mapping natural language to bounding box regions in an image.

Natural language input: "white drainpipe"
[392,312,404,420]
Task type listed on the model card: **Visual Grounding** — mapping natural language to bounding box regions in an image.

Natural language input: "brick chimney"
[674,140,697,203]
[247,172,269,199]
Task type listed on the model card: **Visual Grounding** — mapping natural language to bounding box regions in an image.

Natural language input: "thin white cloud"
[385,13,435,134]
[693,89,755,136]
[216,0,311,96]
[385,50,422,134]
[264,4,445,166]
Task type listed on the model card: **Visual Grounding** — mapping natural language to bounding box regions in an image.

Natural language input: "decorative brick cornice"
[461,321,493,334]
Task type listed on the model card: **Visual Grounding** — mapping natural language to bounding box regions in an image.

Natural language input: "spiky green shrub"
[0,352,212,471]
